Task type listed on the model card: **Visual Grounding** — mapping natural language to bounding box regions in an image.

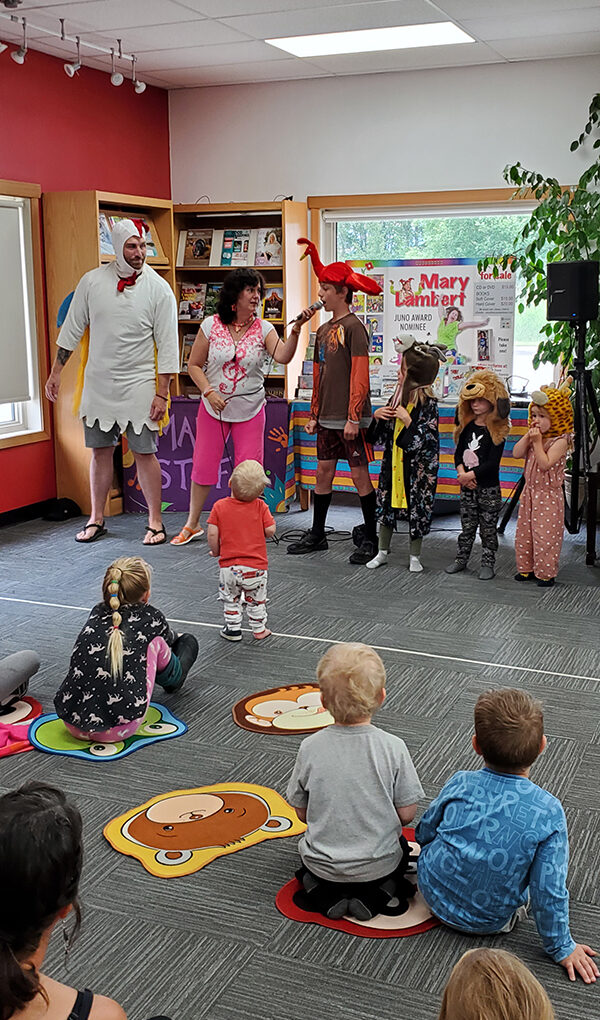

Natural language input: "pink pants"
[64,636,171,743]
[191,402,265,485]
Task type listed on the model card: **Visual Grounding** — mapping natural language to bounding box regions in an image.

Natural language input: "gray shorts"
[83,420,158,454]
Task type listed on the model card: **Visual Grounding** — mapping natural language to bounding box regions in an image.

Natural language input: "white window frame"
[0,182,50,449]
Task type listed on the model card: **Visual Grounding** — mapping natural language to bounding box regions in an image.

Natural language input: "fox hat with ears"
[528,377,574,437]
[393,334,447,405]
[454,369,511,446]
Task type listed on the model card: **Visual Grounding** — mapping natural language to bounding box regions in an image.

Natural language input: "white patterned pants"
[219,565,268,633]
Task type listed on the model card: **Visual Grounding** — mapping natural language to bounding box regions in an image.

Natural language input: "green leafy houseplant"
[479,93,600,397]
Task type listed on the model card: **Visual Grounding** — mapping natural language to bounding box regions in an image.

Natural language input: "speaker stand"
[566,321,600,565]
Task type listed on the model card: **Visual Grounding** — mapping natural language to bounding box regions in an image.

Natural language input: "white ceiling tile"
[434,0,596,16]
[462,9,600,42]
[115,19,250,51]
[306,39,501,74]
[20,0,197,32]
[172,0,381,14]
[138,39,290,71]
[490,30,600,60]
[219,1,438,42]
[165,57,332,87]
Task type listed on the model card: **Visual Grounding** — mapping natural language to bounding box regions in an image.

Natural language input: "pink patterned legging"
[64,636,171,743]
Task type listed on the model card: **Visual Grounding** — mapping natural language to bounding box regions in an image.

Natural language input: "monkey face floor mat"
[104,782,306,878]
[28,703,186,760]
[275,831,440,939]
[232,684,334,734]
[0,697,43,757]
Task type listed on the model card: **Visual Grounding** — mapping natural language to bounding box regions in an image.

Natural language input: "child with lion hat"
[512,379,573,587]
[446,369,511,580]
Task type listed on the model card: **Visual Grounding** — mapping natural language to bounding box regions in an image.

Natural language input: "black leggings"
[295,835,413,918]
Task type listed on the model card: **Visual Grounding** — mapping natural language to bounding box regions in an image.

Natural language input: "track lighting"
[10,15,25,62]
[131,54,146,94]
[110,47,123,86]
[63,34,80,76]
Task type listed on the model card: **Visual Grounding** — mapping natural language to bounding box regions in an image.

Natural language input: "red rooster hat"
[298,238,382,295]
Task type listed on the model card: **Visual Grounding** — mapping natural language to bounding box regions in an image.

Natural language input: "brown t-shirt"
[312,313,371,429]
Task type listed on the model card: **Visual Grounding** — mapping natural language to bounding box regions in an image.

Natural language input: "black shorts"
[316,424,374,466]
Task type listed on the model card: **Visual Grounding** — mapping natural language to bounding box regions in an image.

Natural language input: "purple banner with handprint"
[123,397,292,514]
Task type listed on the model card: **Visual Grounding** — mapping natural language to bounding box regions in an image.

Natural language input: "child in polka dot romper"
[513,379,573,588]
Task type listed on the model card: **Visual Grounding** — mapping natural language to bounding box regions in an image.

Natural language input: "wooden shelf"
[173,200,308,400]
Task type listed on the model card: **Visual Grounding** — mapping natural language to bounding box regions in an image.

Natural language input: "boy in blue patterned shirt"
[416,688,598,984]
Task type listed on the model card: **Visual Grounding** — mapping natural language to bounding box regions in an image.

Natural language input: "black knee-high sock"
[312,492,332,537]
[359,490,377,545]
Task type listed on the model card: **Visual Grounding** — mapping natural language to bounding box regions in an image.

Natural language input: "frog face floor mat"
[104,782,306,878]
[0,697,43,757]
[232,684,334,734]
[28,703,186,761]
[275,831,440,939]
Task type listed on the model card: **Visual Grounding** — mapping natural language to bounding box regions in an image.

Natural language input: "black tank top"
[67,989,93,1020]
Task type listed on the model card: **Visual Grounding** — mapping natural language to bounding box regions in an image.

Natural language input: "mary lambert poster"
[348,259,516,401]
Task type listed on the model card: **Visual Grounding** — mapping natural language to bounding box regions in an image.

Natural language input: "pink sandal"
[170,526,205,546]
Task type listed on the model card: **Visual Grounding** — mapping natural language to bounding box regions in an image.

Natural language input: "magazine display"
[180,334,197,373]
[220,229,254,267]
[176,228,213,268]
[254,227,282,267]
[204,282,223,317]
[263,286,284,321]
[179,282,206,320]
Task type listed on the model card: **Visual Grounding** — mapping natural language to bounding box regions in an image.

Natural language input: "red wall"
[0,47,171,514]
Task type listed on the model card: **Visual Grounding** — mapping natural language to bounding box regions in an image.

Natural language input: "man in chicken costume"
[287,239,382,563]
[45,219,179,545]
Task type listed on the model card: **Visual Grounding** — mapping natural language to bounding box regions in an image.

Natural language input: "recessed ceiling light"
[266,22,474,59]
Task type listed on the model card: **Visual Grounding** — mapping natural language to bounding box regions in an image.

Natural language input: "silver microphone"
[292,299,324,322]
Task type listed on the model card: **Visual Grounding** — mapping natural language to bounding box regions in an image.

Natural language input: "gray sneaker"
[479,565,495,580]
[445,561,467,574]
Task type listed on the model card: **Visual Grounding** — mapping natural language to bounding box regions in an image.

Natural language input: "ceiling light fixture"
[266,22,474,58]
[10,15,26,63]
[110,44,123,86]
[64,34,81,76]
[131,53,146,93]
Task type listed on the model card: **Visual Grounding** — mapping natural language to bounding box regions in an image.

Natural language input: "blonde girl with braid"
[55,557,198,741]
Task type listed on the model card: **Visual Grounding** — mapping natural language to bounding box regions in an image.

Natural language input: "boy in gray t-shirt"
[286,642,424,921]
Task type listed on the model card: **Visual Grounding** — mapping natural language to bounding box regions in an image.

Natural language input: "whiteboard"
[0,198,34,404]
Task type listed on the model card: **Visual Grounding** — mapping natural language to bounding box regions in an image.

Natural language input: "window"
[322,202,551,394]
[0,189,47,444]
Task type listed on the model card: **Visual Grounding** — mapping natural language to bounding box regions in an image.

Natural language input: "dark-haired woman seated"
[0,782,171,1020]
[171,267,312,546]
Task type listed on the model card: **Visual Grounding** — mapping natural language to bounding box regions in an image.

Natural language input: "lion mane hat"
[393,335,447,405]
[529,377,573,437]
[297,238,382,295]
[454,368,511,446]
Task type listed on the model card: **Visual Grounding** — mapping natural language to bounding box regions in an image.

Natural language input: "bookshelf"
[43,190,174,516]
[173,201,308,399]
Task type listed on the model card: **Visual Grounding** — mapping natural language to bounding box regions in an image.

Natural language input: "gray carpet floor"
[1,499,599,1020]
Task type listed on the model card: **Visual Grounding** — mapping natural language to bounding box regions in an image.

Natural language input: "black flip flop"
[143,525,167,546]
[75,522,107,544]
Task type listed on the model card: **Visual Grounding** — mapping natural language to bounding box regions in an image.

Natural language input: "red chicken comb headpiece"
[297,238,382,295]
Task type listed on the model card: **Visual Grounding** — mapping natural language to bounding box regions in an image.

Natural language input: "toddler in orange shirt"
[207,459,276,642]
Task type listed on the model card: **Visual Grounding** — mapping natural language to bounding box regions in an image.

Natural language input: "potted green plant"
[479,93,600,394]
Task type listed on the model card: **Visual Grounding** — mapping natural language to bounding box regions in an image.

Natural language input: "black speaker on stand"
[547,260,600,563]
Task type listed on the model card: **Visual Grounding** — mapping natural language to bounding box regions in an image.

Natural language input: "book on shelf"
[176,228,213,268]
[100,211,166,262]
[204,282,223,317]
[254,227,282,267]
[296,388,313,400]
[298,374,313,389]
[302,360,313,375]
[263,286,284,321]
[265,384,284,398]
[180,333,197,373]
[266,360,285,377]
[179,282,206,320]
